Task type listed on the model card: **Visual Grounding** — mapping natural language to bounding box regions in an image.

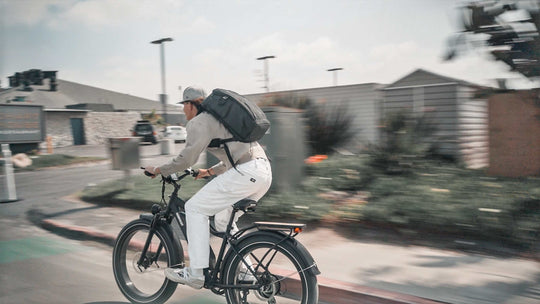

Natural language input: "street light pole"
[257,55,275,92]
[151,37,173,123]
[327,68,343,86]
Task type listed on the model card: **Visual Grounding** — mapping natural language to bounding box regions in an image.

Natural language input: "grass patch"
[255,190,332,223]
[80,175,206,210]
[15,154,105,171]
[78,153,540,254]
[310,158,540,250]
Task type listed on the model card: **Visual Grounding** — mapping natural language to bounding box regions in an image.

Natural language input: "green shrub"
[368,111,439,174]
[76,152,540,252]
[255,190,331,222]
[259,93,356,155]
[304,102,355,155]
[304,154,374,191]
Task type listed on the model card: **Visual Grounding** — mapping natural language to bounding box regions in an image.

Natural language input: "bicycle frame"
[137,172,319,296]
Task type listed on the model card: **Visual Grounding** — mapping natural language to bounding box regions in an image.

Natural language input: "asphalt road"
[0,150,222,304]
[2,144,540,304]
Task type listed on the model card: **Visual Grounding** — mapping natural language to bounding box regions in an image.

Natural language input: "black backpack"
[201,88,270,168]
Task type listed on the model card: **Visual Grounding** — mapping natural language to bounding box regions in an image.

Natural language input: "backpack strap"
[208,138,239,171]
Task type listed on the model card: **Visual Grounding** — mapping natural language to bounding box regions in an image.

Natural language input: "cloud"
[1,0,69,27]
[52,0,176,29]
[59,0,140,28]
[166,16,216,36]
[2,0,214,35]
[369,41,420,62]
[188,34,353,91]
[246,33,355,68]
[361,40,536,89]
[358,41,437,83]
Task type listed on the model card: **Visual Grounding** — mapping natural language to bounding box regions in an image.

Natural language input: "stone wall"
[85,112,141,145]
[42,111,142,148]
[44,111,86,148]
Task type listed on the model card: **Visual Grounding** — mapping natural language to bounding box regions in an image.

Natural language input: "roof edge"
[384,68,485,89]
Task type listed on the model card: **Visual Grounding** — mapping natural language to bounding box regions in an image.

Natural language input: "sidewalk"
[40,144,540,304]
[38,195,447,304]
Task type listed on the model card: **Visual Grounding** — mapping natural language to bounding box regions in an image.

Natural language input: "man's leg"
[166,159,271,288]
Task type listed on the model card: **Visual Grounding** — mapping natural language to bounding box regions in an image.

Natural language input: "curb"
[317,277,448,304]
[41,218,447,304]
[41,219,117,246]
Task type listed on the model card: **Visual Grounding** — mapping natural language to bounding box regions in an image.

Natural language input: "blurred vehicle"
[132,120,158,144]
[163,125,187,143]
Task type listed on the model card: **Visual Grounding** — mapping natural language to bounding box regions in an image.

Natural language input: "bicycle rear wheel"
[223,234,319,304]
[112,218,182,304]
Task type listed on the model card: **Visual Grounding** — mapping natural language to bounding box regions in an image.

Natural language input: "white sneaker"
[164,268,204,289]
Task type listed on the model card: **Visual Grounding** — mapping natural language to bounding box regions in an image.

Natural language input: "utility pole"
[257,55,276,92]
[151,37,173,123]
[327,68,343,86]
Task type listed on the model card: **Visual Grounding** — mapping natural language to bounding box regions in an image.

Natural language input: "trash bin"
[161,138,174,155]
[259,107,307,192]
[109,137,141,170]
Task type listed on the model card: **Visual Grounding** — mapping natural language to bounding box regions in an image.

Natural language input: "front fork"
[137,212,164,269]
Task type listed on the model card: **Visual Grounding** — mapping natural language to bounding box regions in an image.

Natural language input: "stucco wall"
[488,90,540,177]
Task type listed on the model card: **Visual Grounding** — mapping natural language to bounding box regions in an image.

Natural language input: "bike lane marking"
[0,236,88,264]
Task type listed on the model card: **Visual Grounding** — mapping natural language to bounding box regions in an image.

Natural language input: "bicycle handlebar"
[166,169,198,183]
[141,167,200,184]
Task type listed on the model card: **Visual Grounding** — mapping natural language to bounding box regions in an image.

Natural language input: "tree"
[445,0,540,80]
[261,93,355,155]
[304,102,355,155]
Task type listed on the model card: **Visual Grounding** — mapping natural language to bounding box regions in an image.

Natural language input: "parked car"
[163,126,187,143]
[132,120,158,144]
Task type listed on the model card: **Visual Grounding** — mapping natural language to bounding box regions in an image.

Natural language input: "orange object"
[304,154,328,164]
[46,136,53,154]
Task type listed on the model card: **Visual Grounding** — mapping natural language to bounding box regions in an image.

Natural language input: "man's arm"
[158,117,213,176]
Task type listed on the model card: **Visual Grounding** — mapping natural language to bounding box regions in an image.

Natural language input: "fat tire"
[112,218,181,304]
[223,234,319,304]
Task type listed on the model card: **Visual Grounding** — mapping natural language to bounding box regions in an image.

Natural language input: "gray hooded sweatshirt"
[158,112,267,177]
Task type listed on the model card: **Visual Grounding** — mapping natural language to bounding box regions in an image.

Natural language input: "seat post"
[224,208,239,236]
[210,208,240,279]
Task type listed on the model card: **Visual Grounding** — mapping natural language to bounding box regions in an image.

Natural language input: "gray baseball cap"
[180,86,206,103]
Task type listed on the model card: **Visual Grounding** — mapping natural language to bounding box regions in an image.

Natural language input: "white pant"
[185,158,272,269]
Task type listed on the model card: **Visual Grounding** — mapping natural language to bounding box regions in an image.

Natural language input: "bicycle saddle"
[233,199,257,212]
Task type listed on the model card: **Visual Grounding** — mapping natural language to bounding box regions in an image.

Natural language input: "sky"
[1,0,538,103]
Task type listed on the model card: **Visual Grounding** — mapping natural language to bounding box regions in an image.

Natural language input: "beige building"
[1,70,184,150]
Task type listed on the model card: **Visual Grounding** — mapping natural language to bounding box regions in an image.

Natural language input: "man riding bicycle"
[143,86,272,289]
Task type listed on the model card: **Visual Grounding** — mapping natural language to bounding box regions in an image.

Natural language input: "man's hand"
[142,166,160,179]
[195,168,213,180]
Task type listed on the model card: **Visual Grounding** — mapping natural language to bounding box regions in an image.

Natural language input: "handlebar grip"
[141,167,155,177]
[184,168,209,179]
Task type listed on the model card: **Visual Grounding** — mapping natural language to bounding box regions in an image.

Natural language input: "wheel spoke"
[112,219,181,304]
[224,237,318,304]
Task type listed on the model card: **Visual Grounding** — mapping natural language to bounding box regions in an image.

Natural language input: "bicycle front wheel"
[223,234,319,304]
[112,218,182,304]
